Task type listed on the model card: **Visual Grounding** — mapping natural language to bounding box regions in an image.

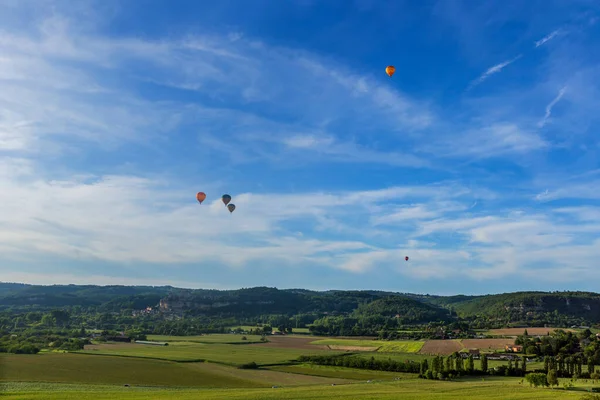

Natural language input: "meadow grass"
[80,341,333,365]
[231,326,311,334]
[147,334,264,344]
[0,353,347,388]
[0,353,261,388]
[267,363,417,381]
[2,378,588,399]
[310,339,425,353]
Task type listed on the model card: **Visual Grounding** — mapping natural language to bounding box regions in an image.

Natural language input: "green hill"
[2,283,600,328]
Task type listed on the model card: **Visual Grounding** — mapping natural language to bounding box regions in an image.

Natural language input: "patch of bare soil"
[488,327,573,336]
[259,335,329,351]
[461,338,515,350]
[418,340,463,355]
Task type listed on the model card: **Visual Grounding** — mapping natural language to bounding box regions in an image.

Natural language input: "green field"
[146,334,265,344]
[268,363,416,380]
[81,341,332,365]
[231,326,312,334]
[4,335,596,400]
[310,339,425,353]
[2,377,590,399]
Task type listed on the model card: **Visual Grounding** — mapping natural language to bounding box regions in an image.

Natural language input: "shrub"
[239,361,258,369]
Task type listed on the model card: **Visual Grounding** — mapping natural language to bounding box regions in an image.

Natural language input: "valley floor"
[1,334,597,399]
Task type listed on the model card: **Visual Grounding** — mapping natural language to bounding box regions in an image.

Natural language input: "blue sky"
[1,0,600,295]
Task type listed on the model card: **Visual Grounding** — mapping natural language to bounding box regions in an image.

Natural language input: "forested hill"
[428,291,600,325]
[1,283,600,326]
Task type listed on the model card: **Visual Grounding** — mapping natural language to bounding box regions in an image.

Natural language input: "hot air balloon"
[385,66,395,77]
[222,194,232,206]
[405,256,409,261]
[227,204,236,213]
[196,192,206,204]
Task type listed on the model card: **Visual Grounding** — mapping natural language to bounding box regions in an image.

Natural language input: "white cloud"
[538,86,567,127]
[468,55,522,89]
[422,123,548,159]
[1,3,600,290]
[535,29,563,48]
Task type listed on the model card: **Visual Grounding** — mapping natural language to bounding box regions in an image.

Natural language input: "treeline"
[419,353,528,380]
[516,329,600,363]
[297,355,421,373]
[0,327,90,354]
[3,284,600,335]
[299,353,528,380]
[541,355,600,380]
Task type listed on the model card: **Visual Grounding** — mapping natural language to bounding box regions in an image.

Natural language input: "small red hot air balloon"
[196,192,206,204]
[386,65,396,77]
[405,256,409,261]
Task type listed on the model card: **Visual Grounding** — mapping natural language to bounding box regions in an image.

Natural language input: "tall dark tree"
[420,359,429,375]
[547,369,558,388]
[446,356,454,372]
[480,354,488,374]
[467,355,475,374]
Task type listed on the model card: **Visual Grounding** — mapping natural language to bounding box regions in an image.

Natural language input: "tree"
[525,373,548,388]
[420,359,429,375]
[466,355,475,374]
[547,369,558,388]
[524,329,528,336]
[41,314,55,327]
[455,355,464,374]
[446,356,454,372]
[480,354,488,374]
[521,357,527,375]
[262,325,272,334]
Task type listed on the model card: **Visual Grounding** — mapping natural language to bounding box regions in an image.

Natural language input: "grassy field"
[0,353,262,388]
[0,353,347,388]
[2,377,591,399]
[268,363,416,381]
[81,341,333,365]
[146,334,264,343]
[231,326,312,334]
[310,339,425,353]
[5,333,598,400]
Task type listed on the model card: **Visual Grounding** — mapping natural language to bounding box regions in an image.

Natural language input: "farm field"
[231,325,312,334]
[2,377,588,400]
[0,353,262,387]
[147,334,264,343]
[81,340,335,365]
[0,353,348,387]
[267,363,416,380]
[3,335,593,400]
[419,340,464,355]
[461,338,516,350]
[486,328,575,336]
[310,338,425,353]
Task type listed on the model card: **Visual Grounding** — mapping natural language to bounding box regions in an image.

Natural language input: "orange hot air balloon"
[386,66,395,77]
[227,204,236,213]
[196,192,206,204]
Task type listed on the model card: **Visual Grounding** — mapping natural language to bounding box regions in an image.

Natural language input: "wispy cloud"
[538,86,567,127]
[1,1,600,292]
[468,55,522,89]
[535,29,562,48]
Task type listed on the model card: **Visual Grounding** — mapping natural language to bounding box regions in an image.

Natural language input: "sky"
[1,0,600,295]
